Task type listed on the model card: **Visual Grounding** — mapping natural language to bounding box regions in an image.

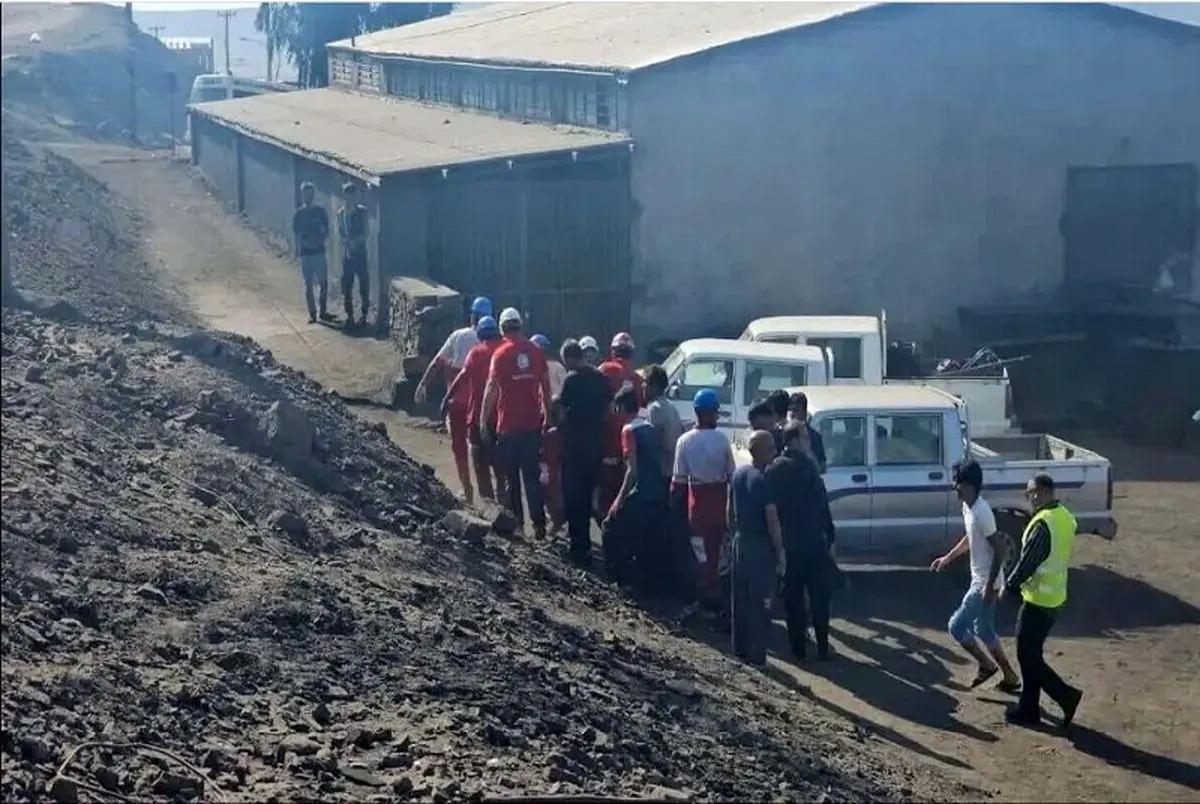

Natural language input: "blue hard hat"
[693,388,720,412]
[471,296,493,316]
[475,315,498,338]
[530,334,550,351]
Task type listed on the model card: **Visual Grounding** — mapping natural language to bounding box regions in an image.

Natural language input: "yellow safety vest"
[1020,503,1077,609]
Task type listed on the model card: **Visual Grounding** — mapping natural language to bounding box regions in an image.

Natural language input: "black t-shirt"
[732,464,771,545]
[765,451,836,556]
[555,365,612,460]
[292,205,329,257]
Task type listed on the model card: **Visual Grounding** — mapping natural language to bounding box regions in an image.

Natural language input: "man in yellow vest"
[1002,473,1083,729]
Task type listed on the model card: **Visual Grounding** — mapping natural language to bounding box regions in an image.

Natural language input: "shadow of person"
[771,621,997,745]
[761,664,977,773]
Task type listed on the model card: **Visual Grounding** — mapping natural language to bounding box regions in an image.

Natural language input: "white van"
[660,339,833,436]
[188,73,295,104]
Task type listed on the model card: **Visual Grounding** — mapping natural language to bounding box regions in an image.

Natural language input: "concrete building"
[193,2,1200,349]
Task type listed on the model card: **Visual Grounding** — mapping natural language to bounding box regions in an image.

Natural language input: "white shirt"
[673,428,736,486]
[547,360,567,399]
[964,497,1001,590]
[435,326,479,370]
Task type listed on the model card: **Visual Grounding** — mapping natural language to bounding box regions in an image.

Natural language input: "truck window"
[875,413,943,465]
[757,335,796,345]
[808,337,863,380]
[743,359,808,405]
[676,359,733,405]
[816,415,868,467]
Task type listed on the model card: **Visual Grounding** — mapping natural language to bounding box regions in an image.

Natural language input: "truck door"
[666,356,735,435]
[867,411,954,551]
[811,413,872,551]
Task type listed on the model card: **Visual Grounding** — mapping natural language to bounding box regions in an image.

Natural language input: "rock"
[134,584,169,605]
[664,678,700,698]
[312,702,333,727]
[267,509,309,541]
[55,533,79,554]
[340,766,385,787]
[276,735,321,758]
[151,773,201,797]
[649,785,693,801]
[214,650,257,671]
[440,510,490,545]
[262,400,314,465]
[379,752,413,770]
[392,776,415,795]
[47,777,79,803]
[476,501,518,536]
[93,765,120,792]
[24,363,45,383]
[167,350,185,362]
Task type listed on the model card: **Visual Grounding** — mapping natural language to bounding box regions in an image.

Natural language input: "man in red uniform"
[596,332,645,521]
[415,296,492,504]
[443,316,505,503]
[481,308,552,538]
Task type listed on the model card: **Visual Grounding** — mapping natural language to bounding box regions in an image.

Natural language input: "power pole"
[218,10,236,75]
[125,2,137,144]
[147,25,165,39]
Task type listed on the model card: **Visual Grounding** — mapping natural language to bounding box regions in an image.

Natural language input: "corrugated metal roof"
[331,2,877,73]
[189,87,629,180]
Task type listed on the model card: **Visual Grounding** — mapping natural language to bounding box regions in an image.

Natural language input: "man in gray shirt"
[644,366,682,484]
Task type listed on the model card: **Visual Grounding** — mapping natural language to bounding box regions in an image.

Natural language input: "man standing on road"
[729,430,787,666]
[1003,474,1083,729]
[532,334,567,532]
[442,315,505,504]
[554,339,613,563]
[415,296,493,503]
[767,422,838,660]
[291,182,330,324]
[931,461,1021,692]
[482,308,552,539]
[672,389,736,611]
[337,183,370,328]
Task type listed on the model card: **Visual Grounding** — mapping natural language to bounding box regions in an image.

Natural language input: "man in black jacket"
[766,422,837,660]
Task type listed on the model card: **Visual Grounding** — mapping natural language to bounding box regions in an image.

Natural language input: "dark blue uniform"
[730,463,777,666]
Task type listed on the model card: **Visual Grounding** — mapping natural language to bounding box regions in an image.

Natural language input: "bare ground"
[7,133,1200,803]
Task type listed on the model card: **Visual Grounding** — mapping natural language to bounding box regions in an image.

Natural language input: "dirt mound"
[2,3,195,145]
[0,309,943,802]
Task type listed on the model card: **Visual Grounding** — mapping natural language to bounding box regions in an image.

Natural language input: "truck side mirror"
[666,382,680,400]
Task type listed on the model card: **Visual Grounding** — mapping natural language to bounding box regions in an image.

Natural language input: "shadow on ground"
[835,564,1200,638]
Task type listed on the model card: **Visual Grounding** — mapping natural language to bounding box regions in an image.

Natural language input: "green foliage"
[255,3,452,88]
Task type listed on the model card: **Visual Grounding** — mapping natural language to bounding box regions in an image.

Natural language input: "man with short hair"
[787,391,827,473]
[554,339,613,561]
[1002,473,1083,729]
[747,402,777,447]
[579,336,601,367]
[291,182,330,323]
[482,308,552,539]
[532,334,566,532]
[767,422,837,660]
[443,316,506,503]
[416,296,493,503]
[644,365,693,608]
[337,182,370,327]
[932,460,1021,691]
[673,389,737,608]
[597,332,645,521]
[602,387,669,590]
[729,430,787,666]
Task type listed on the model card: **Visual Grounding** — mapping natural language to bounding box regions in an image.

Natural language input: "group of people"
[292,181,371,327]
[413,299,844,663]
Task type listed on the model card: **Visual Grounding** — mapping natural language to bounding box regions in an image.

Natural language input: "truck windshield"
[807,337,863,380]
[191,86,228,103]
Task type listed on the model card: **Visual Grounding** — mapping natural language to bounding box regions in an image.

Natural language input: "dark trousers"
[602,496,669,591]
[668,483,698,605]
[341,253,369,319]
[300,253,328,319]
[730,535,775,666]
[783,554,831,657]
[1015,601,1077,715]
[562,452,601,557]
[497,428,545,529]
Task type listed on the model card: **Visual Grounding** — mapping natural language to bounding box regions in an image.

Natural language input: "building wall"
[191,114,239,210]
[627,5,1200,346]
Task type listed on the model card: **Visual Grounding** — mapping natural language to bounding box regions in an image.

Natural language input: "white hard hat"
[579,335,599,352]
[499,307,522,326]
[611,332,635,351]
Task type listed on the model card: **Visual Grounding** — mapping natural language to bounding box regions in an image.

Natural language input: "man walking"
[672,389,736,610]
[482,308,552,539]
[442,315,505,503]
[291,182,330,323]
[931,460,1021,691]
[416,296,493,502]
[532,334,566,532]
[767,423,838,660]
[597,332,645,521]
[1003,474,1083,729]
[337,183,370,327]
[729,430,787,666]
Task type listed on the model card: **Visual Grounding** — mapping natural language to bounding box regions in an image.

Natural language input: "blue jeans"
[948,584,999,649]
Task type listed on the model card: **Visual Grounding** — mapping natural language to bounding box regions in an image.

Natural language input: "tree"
[255,3,453,88]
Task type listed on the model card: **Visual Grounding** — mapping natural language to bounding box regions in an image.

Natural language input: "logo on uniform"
[516,352,531,371]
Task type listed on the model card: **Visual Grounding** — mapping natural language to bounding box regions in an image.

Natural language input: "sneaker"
[319,311,336,322]
[307,314,317,324]
[1004,705,1042,727]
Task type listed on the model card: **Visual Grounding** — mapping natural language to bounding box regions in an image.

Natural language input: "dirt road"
[59,140,1200,801]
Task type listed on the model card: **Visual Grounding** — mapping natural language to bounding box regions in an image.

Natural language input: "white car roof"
[791,384,961,414]
[744,315,880,337]
[676,338,827,362]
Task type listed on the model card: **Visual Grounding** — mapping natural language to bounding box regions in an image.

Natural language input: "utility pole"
[125,2,137,144]
[146,25,165,39]
[217,10,236,75]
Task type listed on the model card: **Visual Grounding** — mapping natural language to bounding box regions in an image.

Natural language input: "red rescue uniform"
[488,335,549,435]
[596,358,645,518]
[447,340,505,500]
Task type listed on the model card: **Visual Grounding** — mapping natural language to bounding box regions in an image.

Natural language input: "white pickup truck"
[739,313,1016,437]
[660,339,833,435]
[732,385,1117,565]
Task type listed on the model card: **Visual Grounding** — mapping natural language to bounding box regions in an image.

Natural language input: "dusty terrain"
[4,10,1200,800]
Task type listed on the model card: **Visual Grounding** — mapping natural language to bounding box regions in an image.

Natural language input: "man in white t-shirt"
[931,460,1021,692]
